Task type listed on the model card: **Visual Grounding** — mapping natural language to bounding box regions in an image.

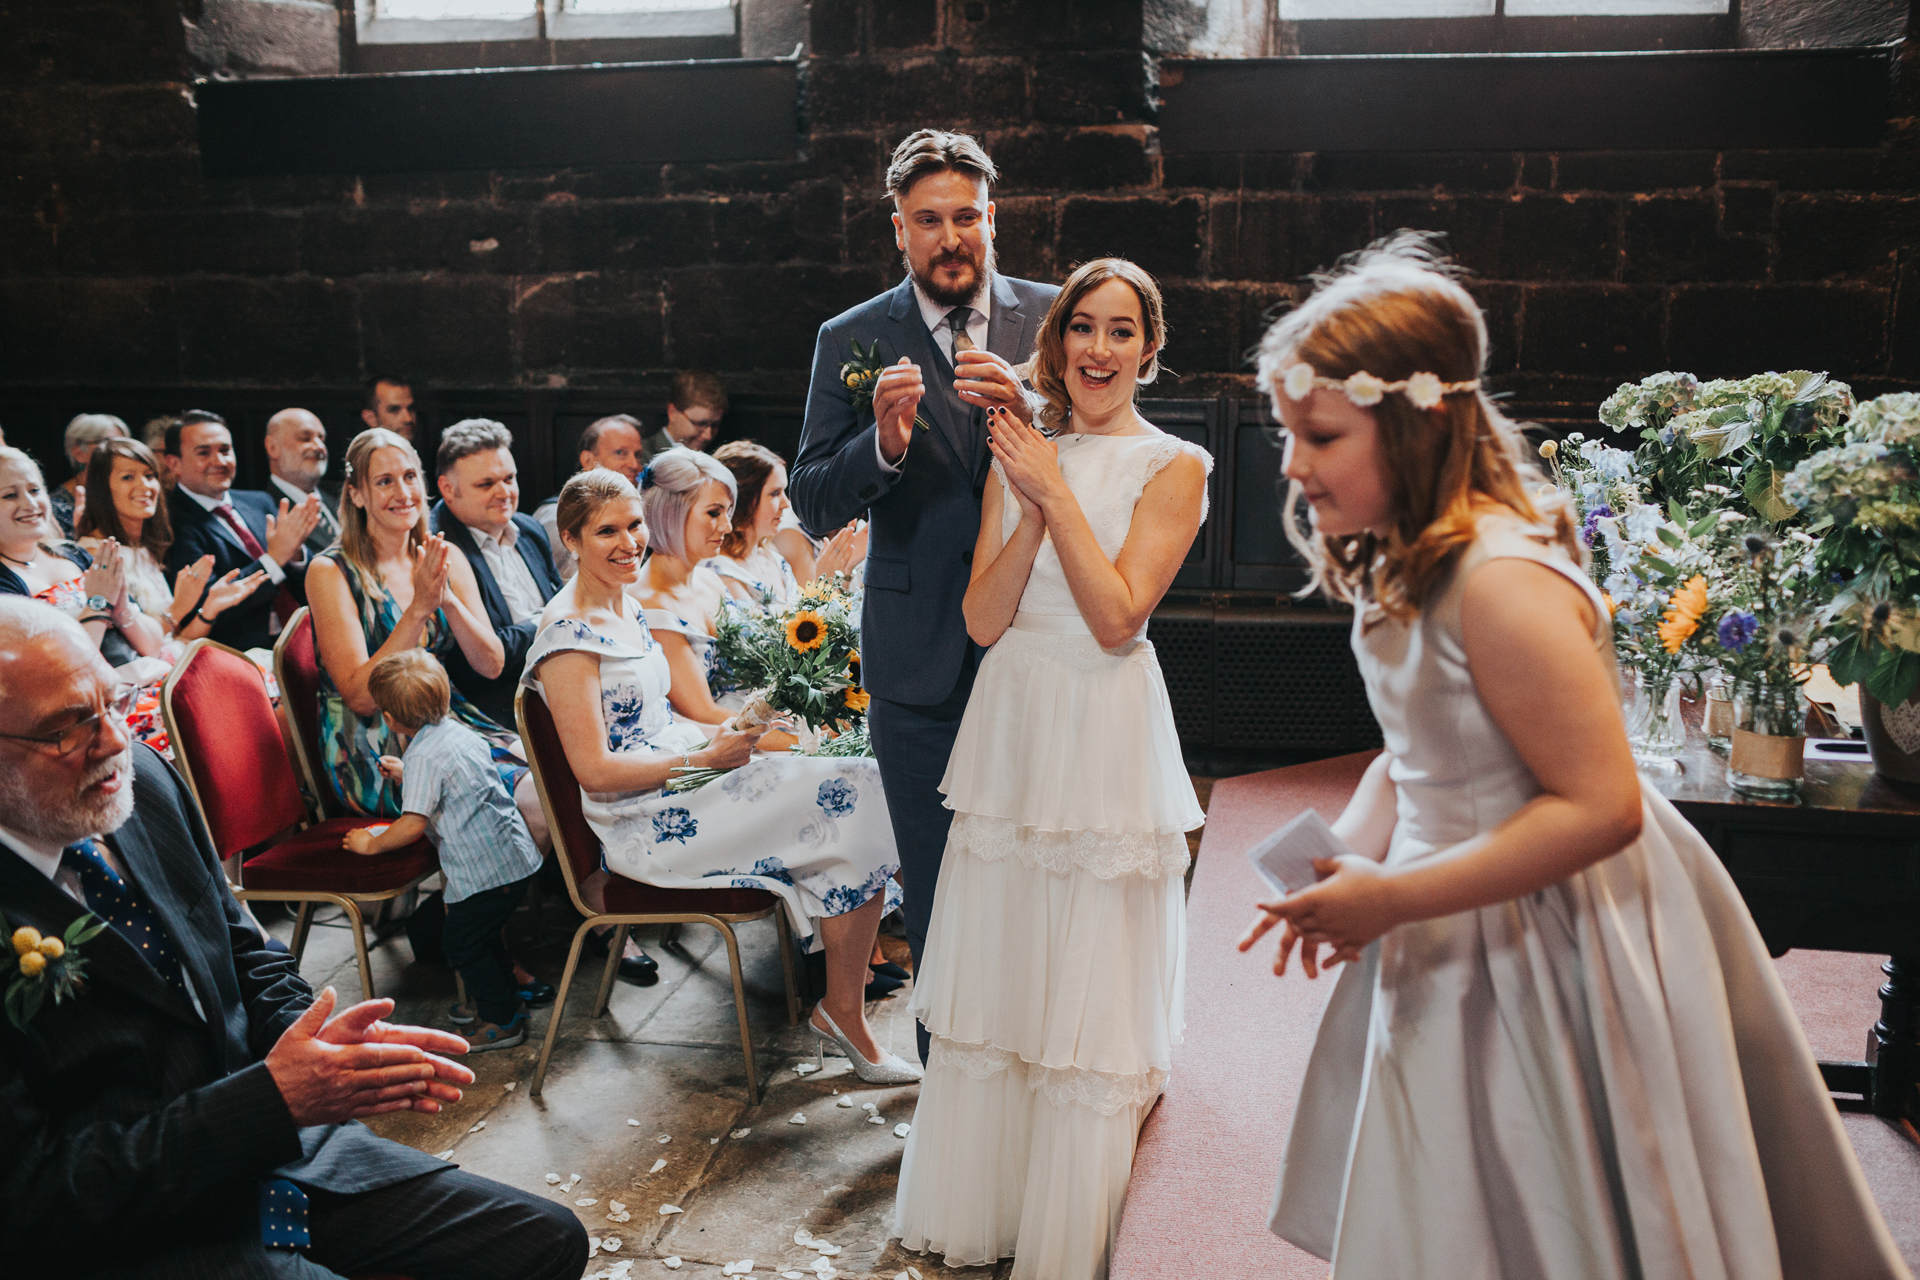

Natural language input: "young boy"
[345,649,545,1051]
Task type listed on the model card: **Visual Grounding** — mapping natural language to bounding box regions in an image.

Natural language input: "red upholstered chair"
[516,685,800,1103]
[274,608,341,820]
[161,639,438,1000]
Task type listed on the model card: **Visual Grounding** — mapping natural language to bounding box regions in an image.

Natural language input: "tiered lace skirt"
[895,615,1204,1280]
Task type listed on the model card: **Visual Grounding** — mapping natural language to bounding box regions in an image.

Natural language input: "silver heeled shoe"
[810,1004,923,1085]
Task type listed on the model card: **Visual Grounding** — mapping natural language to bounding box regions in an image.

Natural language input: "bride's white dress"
[894,429,1210,1280]
[1272,513,1911,1279]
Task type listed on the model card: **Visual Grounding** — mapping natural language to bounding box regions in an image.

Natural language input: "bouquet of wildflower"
[1588,495,1726,701]
[1684,520,1829,694]
[1786,392,1920,706]
[1541,432,1642,588]
[841,339,930,433]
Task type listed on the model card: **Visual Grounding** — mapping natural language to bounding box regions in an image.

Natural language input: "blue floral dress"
[522,608,901,949]
[640,606,746,711]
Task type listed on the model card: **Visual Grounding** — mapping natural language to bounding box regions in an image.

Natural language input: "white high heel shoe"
[810,1004,922,1085]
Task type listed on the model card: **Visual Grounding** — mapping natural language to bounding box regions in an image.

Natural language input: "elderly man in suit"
[0,598,587,1279]
[429,419,562,730]
[164,411,321,652]
[789,129,1058,1062]
[531,413,646,582]
[263,408,342,558]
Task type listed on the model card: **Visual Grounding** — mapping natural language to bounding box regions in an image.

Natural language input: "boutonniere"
[7,916,108,1030]
[841,339,931,433]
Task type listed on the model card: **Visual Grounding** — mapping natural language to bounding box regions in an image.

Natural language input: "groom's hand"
[873,357,924,466]
[955,350,1035,425]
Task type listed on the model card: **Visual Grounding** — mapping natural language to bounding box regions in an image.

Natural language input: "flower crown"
[1280,362,1480,410]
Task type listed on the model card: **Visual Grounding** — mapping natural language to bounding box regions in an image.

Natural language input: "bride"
[893,258,1210,1280]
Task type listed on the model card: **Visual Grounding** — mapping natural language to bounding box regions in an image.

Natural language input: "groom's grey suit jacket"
[791,271,1059,706]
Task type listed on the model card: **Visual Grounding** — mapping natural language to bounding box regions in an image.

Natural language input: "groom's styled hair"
[885,129,999,203]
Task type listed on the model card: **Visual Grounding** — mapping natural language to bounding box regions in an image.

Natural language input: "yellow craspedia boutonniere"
[6,914,109,1030]
[839,339,930,433]
[1657,574,1710,654]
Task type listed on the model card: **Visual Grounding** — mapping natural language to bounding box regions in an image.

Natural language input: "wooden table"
[1647,718,1920,1119]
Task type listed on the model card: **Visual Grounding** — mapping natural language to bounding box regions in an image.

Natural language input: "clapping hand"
[985,406,1057,520]
[1237,855,1395,979]
[955,349,1036,425]
[872,357,925,466]
[407,535,453,618]
[264,494,323,566]
[82,540,126,611]
[265,987,472,1125]
[200,567,269,620]
[814,522,867,580]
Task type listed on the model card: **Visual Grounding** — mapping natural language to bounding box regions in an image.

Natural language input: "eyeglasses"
[0,685,138,758]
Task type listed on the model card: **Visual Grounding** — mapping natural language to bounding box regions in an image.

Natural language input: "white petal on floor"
[861,1102,878,1113]
[662,1259,682,1271]
[504,1081,517,1091]
[658,1204,683,1215]
[793,1227,814,1246]
[603,1238,621,1252]
[545,1173,563,1184]
[657,1135,672,1144]
[626,1118,640,1126]
[908,1268,923,1279]
[866,1115,886,1125]
[789,1112,807,1125]
[723,1261,754,1276]
[834,1096,855,1108]
[793,1062,820,1075]
[648,1159,667,1174]
[434,1149,455,1160]
[468,1120,486,1133]
[730,1128,751,1139]
[811,1242,841,1256]
[609,1200,626,1214]
[587,1237,600,1252]
[576,1198,599,1207]
[893,1123,911,1138]
[784,1273,806,1279]
[709,1137,719,1144]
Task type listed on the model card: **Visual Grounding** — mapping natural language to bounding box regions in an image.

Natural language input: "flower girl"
[1241,233,1909,1279]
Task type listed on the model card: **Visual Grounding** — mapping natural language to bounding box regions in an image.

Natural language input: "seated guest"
[642,369,726,461]
[74,437,266,645]
[50,413,128,539]
[0,598,588,1280]
[525,469,917,1084]
[361,374,416,441]
[0,446,168,667]
[347,649,548,1052]
[431,418,563,731]
[773,505,867,597]
[304,428,519,820]
[141,414,177,488]
[534,414,645,582]
[706,440,812,607]
[164,410,322,652]
[264,407,342,556]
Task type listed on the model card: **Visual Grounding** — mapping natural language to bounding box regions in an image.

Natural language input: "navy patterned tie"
[259,1178,311,1250]
[60,838,190,1003]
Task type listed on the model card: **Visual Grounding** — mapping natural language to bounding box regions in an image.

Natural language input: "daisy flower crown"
[1280,362,1480,410]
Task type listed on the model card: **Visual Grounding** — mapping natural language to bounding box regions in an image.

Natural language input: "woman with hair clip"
[894,258,1210,1280]
[1240,233,1909,1278]
[524,464,917,1083]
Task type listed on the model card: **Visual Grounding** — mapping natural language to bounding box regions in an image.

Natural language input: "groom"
[790,130,1059,1060]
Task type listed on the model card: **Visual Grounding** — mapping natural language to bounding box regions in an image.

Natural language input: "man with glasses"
[0,599,587,1279]
[643,369,726,461]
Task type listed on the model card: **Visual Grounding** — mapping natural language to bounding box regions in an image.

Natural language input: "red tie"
[215,502,268,560]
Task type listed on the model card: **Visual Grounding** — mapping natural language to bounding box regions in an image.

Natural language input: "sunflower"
[1657,574,1709,654]
[785,609,827,653]
[844,687,871,713]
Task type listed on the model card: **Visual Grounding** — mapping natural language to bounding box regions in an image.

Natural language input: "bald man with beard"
[264,408,342,558]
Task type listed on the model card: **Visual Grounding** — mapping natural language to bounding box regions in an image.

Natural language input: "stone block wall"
[4,0,1920,466]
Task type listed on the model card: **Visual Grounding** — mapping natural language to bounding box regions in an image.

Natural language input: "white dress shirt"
[466,521,546,623]
[876,279,993,475]
[180,485,286,584]
[270,474,341,539]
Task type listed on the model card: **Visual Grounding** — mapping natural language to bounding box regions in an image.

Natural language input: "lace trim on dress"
[927,1036,1168,1117]
[1140,437,1212,524]
[948,812,1191,881]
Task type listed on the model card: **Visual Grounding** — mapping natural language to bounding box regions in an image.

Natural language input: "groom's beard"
[907,242,994,309]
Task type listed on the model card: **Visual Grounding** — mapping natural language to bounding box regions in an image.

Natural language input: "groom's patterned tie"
[948,306,977,356]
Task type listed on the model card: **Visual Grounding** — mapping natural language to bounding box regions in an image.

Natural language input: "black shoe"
[870,961,909,982]
[516,979,557,1007]
[583,927,660,986]
[864,969,906,1002]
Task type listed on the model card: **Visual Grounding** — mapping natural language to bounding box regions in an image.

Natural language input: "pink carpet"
[1113,754,1920,1279]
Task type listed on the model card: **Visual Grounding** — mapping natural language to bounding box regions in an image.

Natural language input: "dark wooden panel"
[1158,46,1895,154]
[197,57,798,177]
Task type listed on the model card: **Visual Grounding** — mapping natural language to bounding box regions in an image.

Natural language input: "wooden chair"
[516,684,800,1103]
[274,607,342,820]
[161,638,438,1000]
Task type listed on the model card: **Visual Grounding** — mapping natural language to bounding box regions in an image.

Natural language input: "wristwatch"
[85,594,111,613]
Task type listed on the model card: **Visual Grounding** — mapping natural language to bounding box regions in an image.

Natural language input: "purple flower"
[1581,504,1615,548]
[1717,611,1758,652]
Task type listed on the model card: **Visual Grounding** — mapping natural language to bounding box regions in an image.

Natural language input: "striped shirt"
[400,718,541,904]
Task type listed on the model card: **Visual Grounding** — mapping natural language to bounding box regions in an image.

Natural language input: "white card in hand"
[1246,809,1353,897]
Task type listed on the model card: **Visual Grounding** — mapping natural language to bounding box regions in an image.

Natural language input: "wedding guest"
[772,505,867,595]
[50,413,128,538]
[534,413,646,582]
[74,437,266,645]
[525,468,917,1082]
[0,598,587,1280]
[790,129,1058,1062]
[0,446,168,667]
[141,414,177,488]
[361,375,416,441]
[304,429,531,830]
[431,418,562,731]
[1240,234,1910,1277]
[265,407,342,556]
[348,648,546,1052]
[642,370,726,461]
[163,410,321,652]
[705,440,802,607]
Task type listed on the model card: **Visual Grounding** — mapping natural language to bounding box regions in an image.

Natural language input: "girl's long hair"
[712,439,784,560]
[338,429,428,593]
[1023,257,1167,432]
[1256,231,1578,619]
[74,437,172,562]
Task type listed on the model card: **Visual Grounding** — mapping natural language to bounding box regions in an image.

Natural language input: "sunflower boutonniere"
[6,916,109,1031]
[841,339,931,433]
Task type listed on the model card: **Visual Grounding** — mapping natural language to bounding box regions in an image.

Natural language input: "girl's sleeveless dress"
[1272,514,1910,1280]
[521,606,901,949]
[895,430,1211,1280]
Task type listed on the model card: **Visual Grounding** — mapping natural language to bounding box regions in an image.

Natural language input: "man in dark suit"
[263,407,343,559]
[429,419,562,728]
[789,130,1058,1061]
[164,410,322,652]
[0,598,587,1278]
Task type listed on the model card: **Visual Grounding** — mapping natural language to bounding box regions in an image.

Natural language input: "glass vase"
[1728,679,1807,799]
[1633,672,1686,767]
[1704,670,1735,756]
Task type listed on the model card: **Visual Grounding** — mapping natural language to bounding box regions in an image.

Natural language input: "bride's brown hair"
[1256,231,1577,619]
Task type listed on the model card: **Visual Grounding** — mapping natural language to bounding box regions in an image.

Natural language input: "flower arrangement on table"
[1786,391,1920,709]
[668,575,871,793]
